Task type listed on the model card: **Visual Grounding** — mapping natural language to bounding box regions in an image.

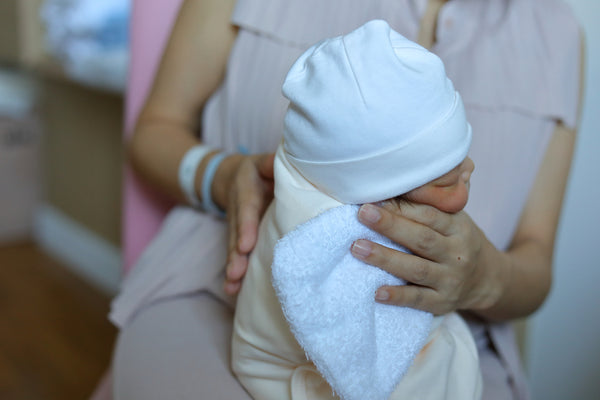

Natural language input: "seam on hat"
[341,35,367,106]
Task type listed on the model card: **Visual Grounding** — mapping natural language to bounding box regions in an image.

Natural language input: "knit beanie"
[282,20,472,204]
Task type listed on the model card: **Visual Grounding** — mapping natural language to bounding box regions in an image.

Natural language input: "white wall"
[526,1,600,399]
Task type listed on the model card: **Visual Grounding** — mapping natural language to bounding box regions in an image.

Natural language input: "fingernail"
[359,204,381,224]
[351,240,372,258]
[375,289,390,301]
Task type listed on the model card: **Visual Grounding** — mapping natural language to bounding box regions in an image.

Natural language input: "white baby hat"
[282,19,472,204]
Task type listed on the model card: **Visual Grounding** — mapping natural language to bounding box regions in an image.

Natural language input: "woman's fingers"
[235,183,262,253]
[381,201,454,235]
[375,285,450,315]
[226,194,238,254]
[239,154,274,250]
[225,159,260,286]
[225,252,247,279]
[224,280,242,296]
[225,159,241,287]
[351,236,464,314]
[224,153,275,295]
[357,204,449,261]
[256,153,275,180]
[352,240,440,288]
[354,201,491,314]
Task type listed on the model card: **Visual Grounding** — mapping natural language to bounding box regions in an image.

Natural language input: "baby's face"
[403,157,475,213]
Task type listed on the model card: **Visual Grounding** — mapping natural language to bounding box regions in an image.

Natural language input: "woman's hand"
[214,153,275,295]
[351,202,506,315]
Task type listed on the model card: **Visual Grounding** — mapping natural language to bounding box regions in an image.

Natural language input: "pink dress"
[111,1,581,399]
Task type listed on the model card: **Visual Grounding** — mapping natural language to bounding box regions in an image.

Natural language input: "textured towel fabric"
[272,204,433,400]
[282,20,472,204]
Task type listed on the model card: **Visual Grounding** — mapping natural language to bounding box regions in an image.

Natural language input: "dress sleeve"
[531,0,582,129]
[445,0,583,131]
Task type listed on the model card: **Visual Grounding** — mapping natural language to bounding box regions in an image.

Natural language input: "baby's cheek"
[435,184,469,213]
[405,184,469,213]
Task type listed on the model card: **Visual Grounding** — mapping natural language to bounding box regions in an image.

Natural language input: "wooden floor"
[0,241,117,400]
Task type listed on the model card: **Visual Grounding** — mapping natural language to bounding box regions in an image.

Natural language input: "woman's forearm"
[473,235,553,322]
[128,119,215,204]
[127,0,237,202]
[474,123,577,322]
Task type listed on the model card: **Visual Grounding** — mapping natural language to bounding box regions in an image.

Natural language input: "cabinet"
[0,0,44,68]
[0,0,124,248]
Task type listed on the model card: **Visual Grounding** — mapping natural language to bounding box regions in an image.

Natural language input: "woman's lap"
[112,292,252,400]
[112,291,515,400]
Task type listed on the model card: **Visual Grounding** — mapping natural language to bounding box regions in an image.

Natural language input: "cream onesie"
[232,20,482,400]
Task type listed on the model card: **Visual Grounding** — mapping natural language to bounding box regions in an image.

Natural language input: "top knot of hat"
[282,20,472,204]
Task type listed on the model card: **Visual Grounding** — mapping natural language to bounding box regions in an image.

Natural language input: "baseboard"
[33,204,121,295]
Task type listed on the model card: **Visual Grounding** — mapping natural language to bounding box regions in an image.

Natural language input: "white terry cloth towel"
[272,204,432,400]
[232,146,482,400]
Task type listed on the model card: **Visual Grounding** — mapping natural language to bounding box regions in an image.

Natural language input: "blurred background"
[0,0,126,398]
[0,0,597,399]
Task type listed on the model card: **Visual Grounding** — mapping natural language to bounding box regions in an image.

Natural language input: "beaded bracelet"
[201,152,228,218]
[178,144,212,209]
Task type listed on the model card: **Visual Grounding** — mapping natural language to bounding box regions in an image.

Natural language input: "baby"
[232,20,482,400]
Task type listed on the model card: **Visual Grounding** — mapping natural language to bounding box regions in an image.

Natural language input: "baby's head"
[282,20,472,210]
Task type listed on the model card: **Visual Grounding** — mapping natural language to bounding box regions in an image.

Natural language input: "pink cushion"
[90,3,186,399]
[122,0,184,273]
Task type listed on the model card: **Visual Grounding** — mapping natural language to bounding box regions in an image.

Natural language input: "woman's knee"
[112,293,250,400]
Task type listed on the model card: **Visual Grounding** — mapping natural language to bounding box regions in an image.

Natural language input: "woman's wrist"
[204,153,244,211]
[469,237,513,320]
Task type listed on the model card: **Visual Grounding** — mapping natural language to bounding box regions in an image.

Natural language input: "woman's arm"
[127,0,275,294]
[478,121,576,320]
[484,33,587,321]
[351,121,577,321]
[129,0,238,203]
